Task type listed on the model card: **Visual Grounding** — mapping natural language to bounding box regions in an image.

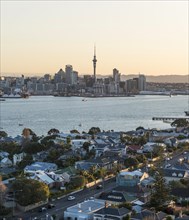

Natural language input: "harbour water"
[0,95,188,137]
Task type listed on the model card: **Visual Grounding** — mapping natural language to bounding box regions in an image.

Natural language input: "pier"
[152,116,189,121]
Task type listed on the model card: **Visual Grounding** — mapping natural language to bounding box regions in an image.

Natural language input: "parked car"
[96,184,103,189]
[68,196,75,201]
[38,207,47,212]
[48,203,55,209]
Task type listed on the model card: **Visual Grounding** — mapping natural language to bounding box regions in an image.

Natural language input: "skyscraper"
[138,74,146,91]
[92,45,97,83]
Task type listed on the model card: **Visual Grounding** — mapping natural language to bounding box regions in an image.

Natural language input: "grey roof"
[133,209,167,220]
[175,216,189,220]
[99,192,127,203]
[162,168,186,178]
[171,188,189,198]
[94,207,131,216]
[113,186,150,194]
[25,162,57,172]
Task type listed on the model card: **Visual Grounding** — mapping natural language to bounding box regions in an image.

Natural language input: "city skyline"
[1,1,188,76]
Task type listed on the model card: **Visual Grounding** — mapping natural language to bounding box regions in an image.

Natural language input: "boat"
[19,124,23,126]
[184,111,189,116]
[78,123,82,127]
[0,99,5,101]
[82,98,87,101]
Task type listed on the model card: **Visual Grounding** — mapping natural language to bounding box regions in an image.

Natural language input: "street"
[15,177,116,220]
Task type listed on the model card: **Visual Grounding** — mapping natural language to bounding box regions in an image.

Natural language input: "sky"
[1,0,188,76]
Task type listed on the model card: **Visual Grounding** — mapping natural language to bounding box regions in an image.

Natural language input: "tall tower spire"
[93,45,97,83]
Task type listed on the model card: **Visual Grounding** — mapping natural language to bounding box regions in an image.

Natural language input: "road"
[15,177,116,220]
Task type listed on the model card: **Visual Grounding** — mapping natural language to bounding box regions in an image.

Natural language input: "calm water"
[0,95,188,137]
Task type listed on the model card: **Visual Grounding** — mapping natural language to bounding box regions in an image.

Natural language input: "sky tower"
[93,45,97,83]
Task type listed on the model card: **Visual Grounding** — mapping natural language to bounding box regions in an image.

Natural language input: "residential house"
[0,158,12,168]
[30,171,55,188]
[24,162,57,174]
[93,207,131,220]
[116,170,149,187]
[161,168,189,183]
[13,152,26,166]
[0,151,9,159]
[64,199,105,220]
[132,209,168,220]
[98,191,136,205]
[112,185,152,203]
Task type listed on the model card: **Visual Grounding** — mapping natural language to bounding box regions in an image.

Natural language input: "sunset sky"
[1,1,188,76]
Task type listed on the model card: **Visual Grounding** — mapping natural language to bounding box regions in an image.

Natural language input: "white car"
[68,196,75,201]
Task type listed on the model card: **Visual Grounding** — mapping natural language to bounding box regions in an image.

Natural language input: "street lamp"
[12,190,22,218]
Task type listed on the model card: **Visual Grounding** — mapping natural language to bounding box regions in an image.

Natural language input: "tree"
[23,142,46,154]
[122,214,131,220]
[70,129,80,134]
[88,127,101,135]
[12,178,50,206]
[82,142,90,153]
[69,175,86,189]
[47,128,60,135]
[171,119,189,128]
[166,216,173,220]
[150,171,170,210]
[136,126,144,131]
[17,154,33,169]
[124,157,139,169]
[0,131,8,138]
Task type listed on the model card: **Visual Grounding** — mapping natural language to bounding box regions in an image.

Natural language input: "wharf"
[152,116,189,121]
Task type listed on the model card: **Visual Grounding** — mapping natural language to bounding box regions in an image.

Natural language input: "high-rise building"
[138,74,146,91]
[113,68,120,84]
[92,46,97,83]
[65,65,73,84]
[54,69,65,83]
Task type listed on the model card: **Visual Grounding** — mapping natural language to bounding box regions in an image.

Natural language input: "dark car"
[96,184,103,189]
[48,203,55,209]
[38,207,47,212]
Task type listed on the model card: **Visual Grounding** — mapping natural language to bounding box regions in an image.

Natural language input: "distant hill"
[97,74,188,83]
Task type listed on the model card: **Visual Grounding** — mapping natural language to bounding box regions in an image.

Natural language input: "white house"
[13,152,26,166]
[64,199,105,220]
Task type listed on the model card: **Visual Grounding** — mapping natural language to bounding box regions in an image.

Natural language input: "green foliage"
[152,145,165,157]
[150,171,170,210]
[88,127,101,135]
[12,178,50,206]
[40,135,58,146]
[0,131,8,138]
[82,142,90,153]
[47,128,60,135]
[23,142,46,154]
[124,157,139,168]
[166,216,173,220]
[169,180,186,189]
[69,175,86,189]
[136,126,144,131]
[118,202,132,210]
[17,154,33,169]
[70,129,80,134]
[122,214,131,220]
[171,119,189,128]
[136,154,147,163]
[0,142,21,156]
[0,205,11,216]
